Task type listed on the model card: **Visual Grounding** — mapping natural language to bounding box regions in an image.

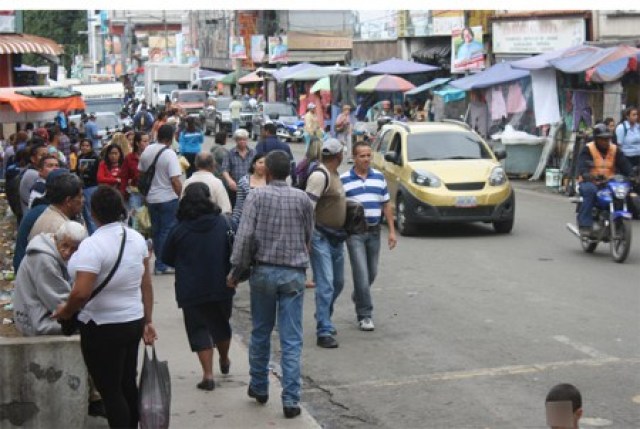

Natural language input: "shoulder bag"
[60,227,127,335]
[138,147,168,197]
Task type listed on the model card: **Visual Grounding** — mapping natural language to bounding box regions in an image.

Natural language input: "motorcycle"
[566,175,634,263]
[275,119,304,142]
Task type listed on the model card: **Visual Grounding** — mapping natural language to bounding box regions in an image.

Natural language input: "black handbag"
[344,199,367,235]
[60,227,127,336]
[221,214,251,282]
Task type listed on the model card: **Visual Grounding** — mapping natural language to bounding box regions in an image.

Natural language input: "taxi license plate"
[455,196,477,208]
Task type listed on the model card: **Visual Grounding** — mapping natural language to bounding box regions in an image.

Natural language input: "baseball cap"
[46,168,70,186]
[307,102,316,109]
[593,123,612,139]
[88,112,96,119]
[322,138,343,155]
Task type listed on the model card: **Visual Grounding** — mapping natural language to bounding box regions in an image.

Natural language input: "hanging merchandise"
[467,100,489,137]
[531,68,561,127]
[572,91,592,131]
[506,82,527,114]
[490,86,507,121]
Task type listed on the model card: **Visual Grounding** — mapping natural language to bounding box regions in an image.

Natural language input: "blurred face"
[236,137,248,149]
[80,141,92,154]
[595,137,610,151]
[55,236,81,262]
[353,145,372,172]
[140,134,150,151]
[108,148,120,166]
[463,29,473,44]
[253,157,266,176]
[607,121,616,133]
[382,102,391,111]
[40,158,60,178]
[65,190,84,218]
[126,133,134,143]
[627,109,638,124]
[32,146,47,165]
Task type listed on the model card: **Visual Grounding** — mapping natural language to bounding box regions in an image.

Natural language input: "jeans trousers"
[147,199,178,271]
[346,229,381,320]
[232,119,240,135]
[80,318,144,429]
[82,186,98,235]
[578,182,598,228]
[249,265,305,408]
[127,191,143,231]
[310,229,345,337]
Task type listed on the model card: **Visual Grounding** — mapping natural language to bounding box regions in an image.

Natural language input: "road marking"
[306,357,640,391]
[552,335,613,359]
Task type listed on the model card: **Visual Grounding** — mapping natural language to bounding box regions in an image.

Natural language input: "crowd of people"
[1,100,400,426]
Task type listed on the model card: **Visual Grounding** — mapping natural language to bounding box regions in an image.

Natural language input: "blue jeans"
[249,265,305,408]
[127,192,144,231]
[231,119,240,135]
[82,186,98,235]
[310,229,345,337]
[578,182,598,228]
[147,199,178,271]
[346,229,381,320]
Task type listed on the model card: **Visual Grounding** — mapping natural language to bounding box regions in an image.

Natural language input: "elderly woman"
[222,128,256,207]
[13,221,87,336]
[163,182,234,391]
[54,185,156,428]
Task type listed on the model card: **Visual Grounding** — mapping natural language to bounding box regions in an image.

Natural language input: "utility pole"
[234,10,241,97]
[163,10,169,60]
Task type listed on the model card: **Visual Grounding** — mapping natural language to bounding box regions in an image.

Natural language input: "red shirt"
[97,161,121,187]
[119,152,140,195]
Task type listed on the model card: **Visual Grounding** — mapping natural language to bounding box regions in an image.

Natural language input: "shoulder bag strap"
[87,226,127,302]
[146,146,168,172]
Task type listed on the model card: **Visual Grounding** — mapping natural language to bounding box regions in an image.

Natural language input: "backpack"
[6,168,27,220]
[138,147,168,197]
[295,158,328,193]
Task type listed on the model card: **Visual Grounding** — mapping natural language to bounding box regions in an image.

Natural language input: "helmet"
[593,123,612,139]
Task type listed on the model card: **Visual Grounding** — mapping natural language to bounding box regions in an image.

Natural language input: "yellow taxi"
[371,120,515,236]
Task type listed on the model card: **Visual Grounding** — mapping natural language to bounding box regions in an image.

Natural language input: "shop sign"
[432,10,465,36]
[492,18,586,54]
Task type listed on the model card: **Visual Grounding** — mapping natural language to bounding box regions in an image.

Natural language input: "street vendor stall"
[0,87,85,123]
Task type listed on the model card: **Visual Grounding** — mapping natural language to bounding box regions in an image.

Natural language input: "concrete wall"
[594,10,640,41]
[0,336,88,429]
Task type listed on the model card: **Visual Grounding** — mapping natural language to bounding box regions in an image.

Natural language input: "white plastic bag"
[139,346,171,429]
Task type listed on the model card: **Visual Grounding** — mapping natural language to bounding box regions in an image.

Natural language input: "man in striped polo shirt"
[340,142,397,331]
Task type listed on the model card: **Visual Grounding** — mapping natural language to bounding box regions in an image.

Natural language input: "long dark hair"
[177,182,220,221]
[103,143,124,167]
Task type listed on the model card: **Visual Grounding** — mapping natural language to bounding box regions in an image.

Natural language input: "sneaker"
[284,406,301,419]
[316,336,339,348]
[358,318,375,331]
[247,386,268,404]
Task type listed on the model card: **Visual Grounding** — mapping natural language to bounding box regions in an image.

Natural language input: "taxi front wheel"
[396,195,417,236]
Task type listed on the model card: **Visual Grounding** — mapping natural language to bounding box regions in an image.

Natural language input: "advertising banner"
[451,26,485,74]
[269,35,288,64]
[230,36,247,59]
[432,10,465,36]
[251,34,266,63]
[492,18,586,54]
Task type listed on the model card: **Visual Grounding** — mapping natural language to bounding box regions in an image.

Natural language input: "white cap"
[308,102,316,110]
[322,138,343,155]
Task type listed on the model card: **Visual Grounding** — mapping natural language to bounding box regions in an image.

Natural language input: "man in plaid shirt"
[228,150,314,419]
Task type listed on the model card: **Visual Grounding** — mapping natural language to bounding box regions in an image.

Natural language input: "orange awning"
[0,88,85,113]
[0,34,63,56]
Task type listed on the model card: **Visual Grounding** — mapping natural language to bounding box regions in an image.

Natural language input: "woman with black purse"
[53,185,157,429]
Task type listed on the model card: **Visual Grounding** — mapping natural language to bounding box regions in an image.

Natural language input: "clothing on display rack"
[531,68,561,127]
[490,86,507,121]
[467,100,489,137]
[571,91,592,131]
[506,82,527,114]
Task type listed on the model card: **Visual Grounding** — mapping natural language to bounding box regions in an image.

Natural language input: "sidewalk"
[88,271,320,429]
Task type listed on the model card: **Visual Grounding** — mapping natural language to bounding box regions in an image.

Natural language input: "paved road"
[208,135,640,428]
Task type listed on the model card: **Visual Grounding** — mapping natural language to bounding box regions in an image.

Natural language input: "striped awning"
[0,33,63,56]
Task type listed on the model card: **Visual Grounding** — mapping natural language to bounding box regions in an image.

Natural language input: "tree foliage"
[22,10,88,76]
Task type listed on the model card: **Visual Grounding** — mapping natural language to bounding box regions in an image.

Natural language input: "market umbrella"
[285,65,352,81]
[220,70,249,85]
[449,63,529,90]
[355,74,416,93]
[361,57,439,74]
[310,76,331,93]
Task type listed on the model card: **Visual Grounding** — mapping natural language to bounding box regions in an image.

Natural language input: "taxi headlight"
[412,170,441,188]
[489,166,507,186]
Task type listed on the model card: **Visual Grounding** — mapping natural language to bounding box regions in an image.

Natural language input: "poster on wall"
[451,26,485,74]
[230,36,247,59]
[251,35,266,63]
[268,35,288,64]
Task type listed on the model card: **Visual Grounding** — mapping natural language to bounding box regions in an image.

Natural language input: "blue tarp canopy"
[590,55,638,82]
[433,85,466,103]
[549,46,620,73]
[404,78,451,96]
[360,57,439,75]
[510,45,590,70]
[450,63,530,90]
[273,63,319,81]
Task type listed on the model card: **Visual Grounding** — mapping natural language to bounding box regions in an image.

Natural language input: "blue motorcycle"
[567,175,633,263]
[275,119,304,142]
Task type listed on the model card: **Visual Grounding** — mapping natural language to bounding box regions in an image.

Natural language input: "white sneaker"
[358,318,375,331]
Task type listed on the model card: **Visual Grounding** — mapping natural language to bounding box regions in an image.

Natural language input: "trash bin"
[500,137,545,176]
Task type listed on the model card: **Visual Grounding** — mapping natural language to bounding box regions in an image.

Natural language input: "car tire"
[493,217,514,234]
[396,195,416,236]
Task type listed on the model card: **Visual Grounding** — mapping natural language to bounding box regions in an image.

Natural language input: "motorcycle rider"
[577,123,632,237]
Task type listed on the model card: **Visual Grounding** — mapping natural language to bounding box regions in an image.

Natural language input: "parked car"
[69,112,120,142]
[171,90,208,131]
[251,102,299,141]
[371,120,515,236]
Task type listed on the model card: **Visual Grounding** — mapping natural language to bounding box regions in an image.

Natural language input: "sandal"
[219,359,231,375]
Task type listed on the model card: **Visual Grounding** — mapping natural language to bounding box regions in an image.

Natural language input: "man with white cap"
[303,102,322,149]
[305,138,347,349]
